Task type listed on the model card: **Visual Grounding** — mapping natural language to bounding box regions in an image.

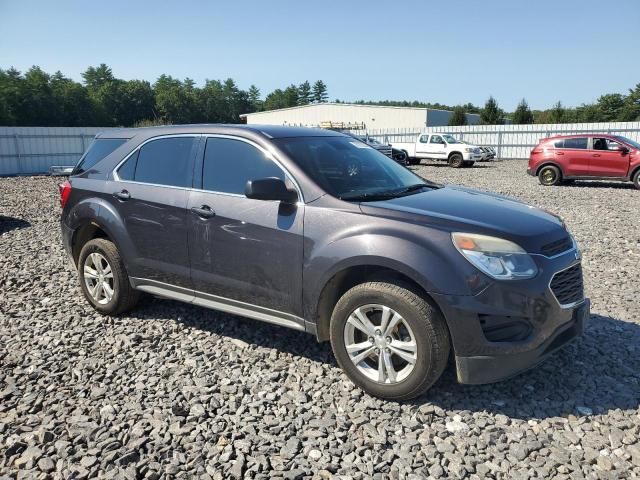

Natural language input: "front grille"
[541,236,573,257]
[377,146,393,158]
[550,263,584,306]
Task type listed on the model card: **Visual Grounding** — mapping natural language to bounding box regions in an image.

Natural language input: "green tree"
[595,93,625,121]
[619,83,640,121]
[81,64,115,90]
[50,71,95,126]
[118,80,156,126]
[549,101,566,123]
[0,68,23,125]
[297,81,312,105]
[312,80,328,103]
[448,106,467,126]
[248,84,262,111]
[153,75,195,124]
[512,98,534,124]
[20,66,57,126]
[480,96,503,125]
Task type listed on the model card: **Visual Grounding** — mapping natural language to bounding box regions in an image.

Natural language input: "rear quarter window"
[73,138,127,174]
[562,138,588,149]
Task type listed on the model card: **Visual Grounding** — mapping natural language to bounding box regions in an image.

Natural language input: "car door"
[555,137,590,176]
[414,134,431,157]
[589,137,630,177]
[187,135,305,322]
[109,135,199,288]
[426,135,448,159]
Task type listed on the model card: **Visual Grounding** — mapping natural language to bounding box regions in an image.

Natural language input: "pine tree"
[312,80,328,103]
[549,101,565,123]
[480,96,503,125]
[248,85,261,111]
[448,106,467,126]
[297,81,312,105]
[512,98,534,124]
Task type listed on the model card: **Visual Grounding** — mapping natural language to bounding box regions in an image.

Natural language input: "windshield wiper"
[341,183,435,201]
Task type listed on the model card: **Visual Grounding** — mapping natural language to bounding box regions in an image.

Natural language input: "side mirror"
[620,146,630,154]
[245,177,298,204]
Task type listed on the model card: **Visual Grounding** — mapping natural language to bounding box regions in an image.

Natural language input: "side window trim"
[112,134,201,190]
[199,134,304,203]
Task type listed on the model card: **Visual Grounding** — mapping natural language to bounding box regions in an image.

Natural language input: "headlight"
[464,147,472,152]
[452,233,538,280]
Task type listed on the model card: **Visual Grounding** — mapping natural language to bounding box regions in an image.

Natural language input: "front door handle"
[191,205,215,219]
[113,190,130,201]
[592,154,601,157]
[556,152,564,155]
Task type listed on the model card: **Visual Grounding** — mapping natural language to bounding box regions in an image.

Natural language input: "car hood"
[359,185,568,254]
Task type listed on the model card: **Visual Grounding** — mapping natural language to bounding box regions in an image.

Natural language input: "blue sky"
[1,0,639,110]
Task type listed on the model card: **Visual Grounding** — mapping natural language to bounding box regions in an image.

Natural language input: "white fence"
[363,122,640,159]
[0,127,112,176]
[2,122,640,175]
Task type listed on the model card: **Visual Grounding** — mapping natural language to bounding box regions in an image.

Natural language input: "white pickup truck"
[392,133,483,168]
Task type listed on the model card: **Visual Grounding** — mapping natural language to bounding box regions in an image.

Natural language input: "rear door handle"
[113,190,130,201]
[556,152,564,155]
[592,154,601,157]
[191,205,215,219]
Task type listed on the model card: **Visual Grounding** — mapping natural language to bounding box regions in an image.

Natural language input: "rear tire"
[329,282,450,400]
[633,170,640,190]
[448,153,464,168]
[538,165,562,186]
[408,156,421,166]
[78,238,140,315]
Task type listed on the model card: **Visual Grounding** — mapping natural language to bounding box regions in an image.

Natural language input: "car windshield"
[614,136,640,150]
[442,134,462,144]
[274,136,437,201]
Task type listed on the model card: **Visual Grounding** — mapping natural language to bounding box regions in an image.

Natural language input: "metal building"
[240,103,480,130]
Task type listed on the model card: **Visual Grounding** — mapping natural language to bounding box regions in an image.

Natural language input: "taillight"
[59,180,71,209]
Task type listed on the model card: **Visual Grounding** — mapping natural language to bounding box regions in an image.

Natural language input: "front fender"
[302,228,484,321]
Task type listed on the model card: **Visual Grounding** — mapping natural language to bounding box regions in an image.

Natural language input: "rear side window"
[202,138,284,195]
[74,138,126,174]
[124,137,196,187]
[562,138,587,149]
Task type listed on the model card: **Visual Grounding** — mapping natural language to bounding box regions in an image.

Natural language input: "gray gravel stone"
[1,164,639,478]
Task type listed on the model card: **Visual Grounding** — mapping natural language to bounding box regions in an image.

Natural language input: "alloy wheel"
[343,304,418,384]
[83,252,114,305]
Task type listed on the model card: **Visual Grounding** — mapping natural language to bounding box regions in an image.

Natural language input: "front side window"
[593,138,623,151]
[430,135,444,144]
[442,134,461,144]
[562,137,588,150]
[274,136,432,201]
[122,137,196,187]
[203,138,285,195]
[74,138,127,175]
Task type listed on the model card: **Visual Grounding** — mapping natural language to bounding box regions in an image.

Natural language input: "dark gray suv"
[60,125,590,400]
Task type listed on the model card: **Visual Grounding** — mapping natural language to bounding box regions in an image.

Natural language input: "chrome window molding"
[111,133,305,204]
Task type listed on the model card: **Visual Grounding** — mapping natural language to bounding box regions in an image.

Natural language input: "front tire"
[78,238,140,315]
[329,282,450,400]
[633,170,640,190]
[538,165,561,186]
[448,153,464,168]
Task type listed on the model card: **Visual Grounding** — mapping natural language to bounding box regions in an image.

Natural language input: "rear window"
[73,138,126,174]
[560,138,588,150]
[131,137,196,188]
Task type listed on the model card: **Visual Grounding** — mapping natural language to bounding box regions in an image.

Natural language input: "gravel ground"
[1,160,639,479]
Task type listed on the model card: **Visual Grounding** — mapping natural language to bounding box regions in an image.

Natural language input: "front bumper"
[455,300,589,384]
[527,167,535,176]
[430,249,589,385]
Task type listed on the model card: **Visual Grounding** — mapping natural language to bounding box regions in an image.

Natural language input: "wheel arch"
[448,150,463,159]
[314,264,444,342]
[535,161,564,177]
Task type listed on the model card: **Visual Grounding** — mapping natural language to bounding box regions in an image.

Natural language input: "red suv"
[527,134,640,189]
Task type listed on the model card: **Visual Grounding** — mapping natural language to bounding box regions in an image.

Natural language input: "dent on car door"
[110,135,199,287]
[187,136,305,319]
